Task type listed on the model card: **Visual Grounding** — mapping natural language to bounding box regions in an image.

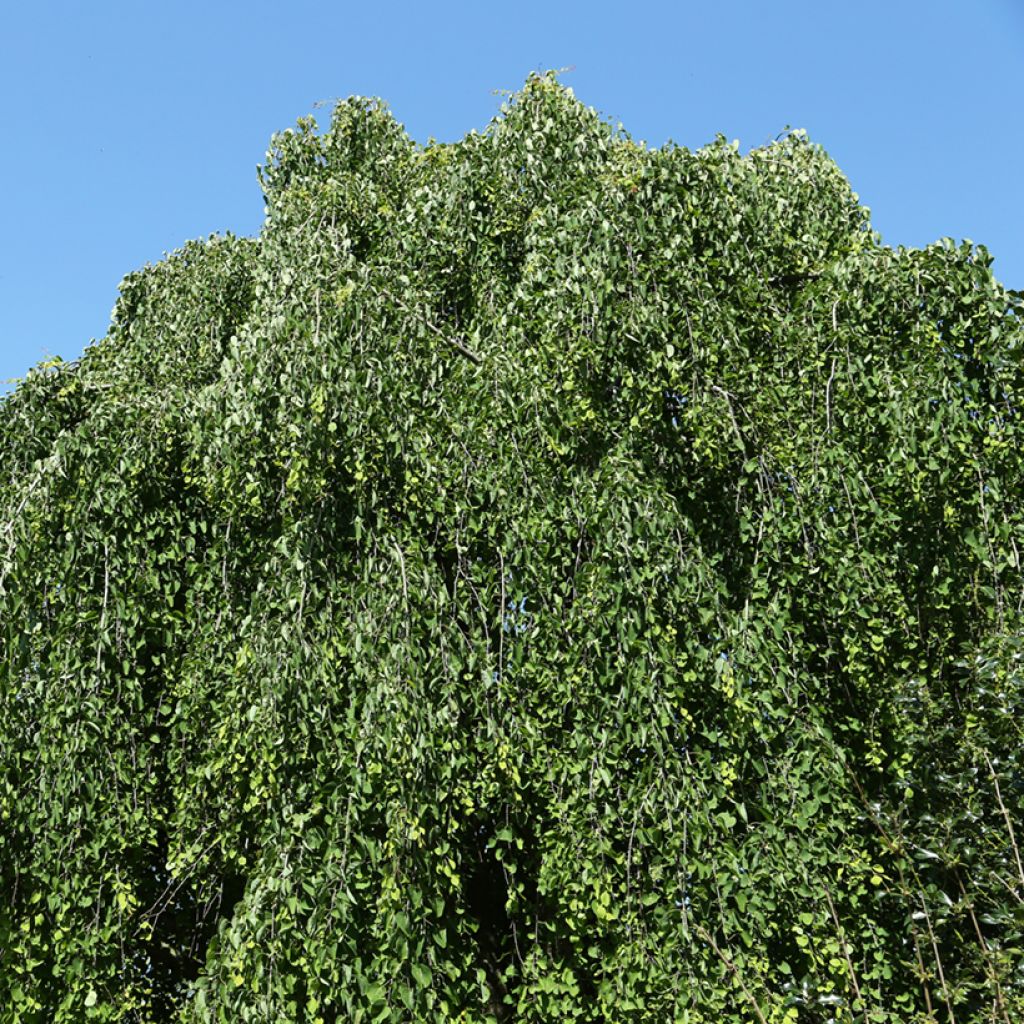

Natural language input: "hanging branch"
[379,287,483,365]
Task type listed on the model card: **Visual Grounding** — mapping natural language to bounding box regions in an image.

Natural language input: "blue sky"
[1,0,1021,388]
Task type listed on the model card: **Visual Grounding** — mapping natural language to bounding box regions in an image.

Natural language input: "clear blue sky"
[2,0,1021,388]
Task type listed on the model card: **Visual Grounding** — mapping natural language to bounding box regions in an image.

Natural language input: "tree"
[2,73,1023,1023]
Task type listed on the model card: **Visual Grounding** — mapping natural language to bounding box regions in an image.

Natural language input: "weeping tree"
[2,73,1023,1024]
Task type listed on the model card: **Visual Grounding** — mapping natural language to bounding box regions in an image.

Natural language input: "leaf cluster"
[2,73,1023,1022]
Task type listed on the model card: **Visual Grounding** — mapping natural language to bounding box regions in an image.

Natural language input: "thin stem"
[693,924,769,1024]
[822,881,864,1015]
[982,751,1024,895]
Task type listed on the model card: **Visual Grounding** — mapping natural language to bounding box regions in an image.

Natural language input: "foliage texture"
[2,75,1024,1023]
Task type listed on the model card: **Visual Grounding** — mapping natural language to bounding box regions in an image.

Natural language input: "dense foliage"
[2,74,1023,1023]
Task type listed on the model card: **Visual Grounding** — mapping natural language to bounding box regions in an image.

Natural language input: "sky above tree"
[1,0,1021,389]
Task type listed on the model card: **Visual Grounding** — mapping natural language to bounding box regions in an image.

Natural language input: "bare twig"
[693,923,769,1024]
[380,289,482,365]
[982,751,1024,895]
[96,540,110,671]
[709,385,746,453]
[918,892,958,1024]
[825,357,837,434]
[956,873,1011,1024]
[391,539,411,637]
[822,882,864,1013]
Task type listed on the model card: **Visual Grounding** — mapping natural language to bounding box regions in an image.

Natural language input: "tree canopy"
[2,74,1023,1023]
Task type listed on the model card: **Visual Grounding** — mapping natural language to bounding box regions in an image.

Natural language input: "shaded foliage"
[2,74,1023,1022]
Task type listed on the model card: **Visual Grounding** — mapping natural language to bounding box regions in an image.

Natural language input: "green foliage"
[3,73,1023,1022]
